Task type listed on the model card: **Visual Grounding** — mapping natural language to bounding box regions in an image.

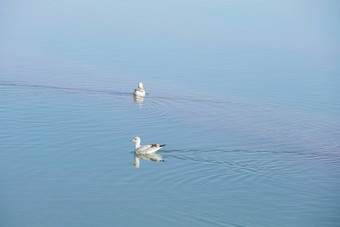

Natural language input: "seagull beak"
[130,139,134,142]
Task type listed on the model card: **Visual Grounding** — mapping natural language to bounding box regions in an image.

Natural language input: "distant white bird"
[134,82,146,97]
[130,137,166,154]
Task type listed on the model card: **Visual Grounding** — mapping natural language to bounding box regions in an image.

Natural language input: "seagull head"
[138,82,144,89]
[130,137,141,143]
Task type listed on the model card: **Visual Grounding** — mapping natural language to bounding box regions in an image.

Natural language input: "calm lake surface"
[1,1,339,226]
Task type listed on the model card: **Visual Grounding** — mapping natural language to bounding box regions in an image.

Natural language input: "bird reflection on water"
[133,152,165,168]
[134,95,145,108]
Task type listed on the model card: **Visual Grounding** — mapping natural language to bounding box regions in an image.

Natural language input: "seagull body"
[134,82,146,97]
[130,137,166,154]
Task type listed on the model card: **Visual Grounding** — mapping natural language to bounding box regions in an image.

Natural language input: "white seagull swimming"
[134,82,146,97]
[130,137,166,154]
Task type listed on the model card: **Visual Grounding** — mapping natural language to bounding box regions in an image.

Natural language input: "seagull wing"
[136,144,162,154]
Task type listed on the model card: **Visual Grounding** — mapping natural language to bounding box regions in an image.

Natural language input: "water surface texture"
[1,1,340,226]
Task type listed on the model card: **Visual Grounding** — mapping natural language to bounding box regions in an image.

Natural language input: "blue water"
[1,1,340,226]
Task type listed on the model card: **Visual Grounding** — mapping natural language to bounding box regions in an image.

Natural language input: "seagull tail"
[160,144,166,147]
